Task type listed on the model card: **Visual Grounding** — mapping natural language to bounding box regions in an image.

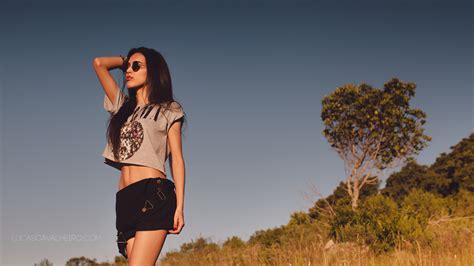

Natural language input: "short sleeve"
[166,102,185,132]
[104,89,126,115]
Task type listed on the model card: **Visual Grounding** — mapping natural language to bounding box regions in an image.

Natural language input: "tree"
[65,256,98,266]
[34,258,53,266]
[383,133,474,199]
[429,133,474,195]
[382,160,431,201]
[321,78,431,209]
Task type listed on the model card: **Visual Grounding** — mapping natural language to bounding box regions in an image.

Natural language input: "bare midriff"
[118,164,167,192]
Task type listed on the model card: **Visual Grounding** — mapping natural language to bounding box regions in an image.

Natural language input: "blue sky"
[1,0,472,265]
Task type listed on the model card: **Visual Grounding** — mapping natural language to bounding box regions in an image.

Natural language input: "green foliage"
[329,195,401,254]
[288,211,311,226]
[361,195,401,252]
[248,225,285,248]
[328,190,455,254]
[383,133,474,199]
[222,236,246,249]
[65,256,98,266]
[34,259,53,266]
[447,189,474,216]
[401,189,448,224]
[328,205,364,242]
[382,160,431,201]
[179,236,220,253]
[429,133,474,195]
[113,255,127,265]
[397,190,448,244]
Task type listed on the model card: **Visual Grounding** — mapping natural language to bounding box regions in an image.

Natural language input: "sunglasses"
[122,61,146,72]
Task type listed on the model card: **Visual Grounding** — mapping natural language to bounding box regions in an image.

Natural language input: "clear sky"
[1,0,472,265]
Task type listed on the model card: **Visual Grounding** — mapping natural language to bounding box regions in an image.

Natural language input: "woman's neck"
[135,86,149,105]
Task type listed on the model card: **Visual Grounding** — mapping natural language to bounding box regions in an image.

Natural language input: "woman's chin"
[126,83,138,89]
[126,82,145,90]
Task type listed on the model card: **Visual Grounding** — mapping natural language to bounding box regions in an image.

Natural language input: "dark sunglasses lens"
[132,62,141,72]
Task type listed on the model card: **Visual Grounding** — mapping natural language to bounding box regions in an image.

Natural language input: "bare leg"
[128,230,168,266]
[126,237,135,259]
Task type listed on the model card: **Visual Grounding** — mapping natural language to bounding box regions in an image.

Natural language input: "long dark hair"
[106,47,187,161]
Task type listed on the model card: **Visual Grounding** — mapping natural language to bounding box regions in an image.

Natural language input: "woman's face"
[125,53,147,89]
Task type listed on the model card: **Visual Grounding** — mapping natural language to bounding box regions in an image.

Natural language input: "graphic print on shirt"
[118,105,162,161]
[119,120,144,160]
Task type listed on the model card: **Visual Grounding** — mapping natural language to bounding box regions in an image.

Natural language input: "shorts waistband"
[116,177,174,196]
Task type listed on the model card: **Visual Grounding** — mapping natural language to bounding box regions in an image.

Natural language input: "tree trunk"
[351,187,360,210]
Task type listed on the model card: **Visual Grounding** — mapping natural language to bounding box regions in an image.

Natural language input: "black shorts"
[115,177,177,259]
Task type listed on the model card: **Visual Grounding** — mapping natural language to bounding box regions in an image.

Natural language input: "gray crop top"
[101,88,185,176]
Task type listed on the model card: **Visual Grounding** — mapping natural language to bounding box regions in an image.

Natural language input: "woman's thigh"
[128,230,168,266]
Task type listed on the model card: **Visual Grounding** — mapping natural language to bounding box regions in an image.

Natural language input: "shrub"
[329,191,452,254]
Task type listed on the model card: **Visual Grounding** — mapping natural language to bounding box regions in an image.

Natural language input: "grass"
[157,220,474,266]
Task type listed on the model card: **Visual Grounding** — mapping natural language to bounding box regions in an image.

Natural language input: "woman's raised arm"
[92,56,124,104]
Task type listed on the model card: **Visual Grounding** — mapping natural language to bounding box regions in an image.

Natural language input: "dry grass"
[157,220,474,266]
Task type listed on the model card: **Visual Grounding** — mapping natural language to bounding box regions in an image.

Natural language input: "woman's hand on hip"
[168,209,185,234]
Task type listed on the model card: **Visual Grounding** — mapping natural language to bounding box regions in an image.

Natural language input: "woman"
[93,47,186,265]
